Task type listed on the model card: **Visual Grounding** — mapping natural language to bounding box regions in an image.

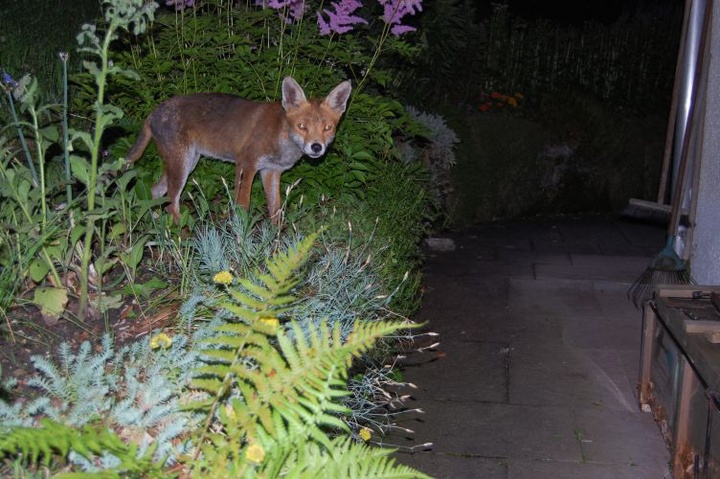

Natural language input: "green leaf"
[32,286,68,326]
[94,293,124,313]
[16,173,31,201]
[28,258,50,282]
[69,129,93,150]
[39,125,60,142]
[118,234,149,271]
[350,151,374,162]
[70,223,86,247]
[70,155,91,186]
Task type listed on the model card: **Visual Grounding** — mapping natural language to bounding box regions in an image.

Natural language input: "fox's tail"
[124,120,153,168]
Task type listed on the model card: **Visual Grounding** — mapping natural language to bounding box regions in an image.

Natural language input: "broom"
[627,110,697,307]
[627,143,695,307]
[627,0,711,308]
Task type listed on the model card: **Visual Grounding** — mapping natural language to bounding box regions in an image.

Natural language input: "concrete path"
[393,216,672,479]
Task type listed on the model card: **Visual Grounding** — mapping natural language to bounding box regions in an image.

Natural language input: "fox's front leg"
[235,162,257,211]
[260,169,282,224]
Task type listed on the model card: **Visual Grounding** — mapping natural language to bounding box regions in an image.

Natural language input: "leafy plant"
[0,1,436,474]
[0,0,170,326]
[103,0,437,314]
[0,419,165,478]
[0,228,429,478]
[188,232,428,477]
[71,0,158,318]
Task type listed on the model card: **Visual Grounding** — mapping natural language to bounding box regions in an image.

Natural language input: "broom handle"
[668,0,713,239]
[657,0,693,204]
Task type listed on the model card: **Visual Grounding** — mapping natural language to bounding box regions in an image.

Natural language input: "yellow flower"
[359,427,372,442]
[258,318,280,334]
[507,97,518,107]
[150,332,172,350]
[213,270,234,285]
[245,443,265,464]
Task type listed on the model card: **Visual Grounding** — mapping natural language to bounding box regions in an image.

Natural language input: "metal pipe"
[673,0,707,194]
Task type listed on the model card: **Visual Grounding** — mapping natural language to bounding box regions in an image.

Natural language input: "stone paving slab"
[573,407,670,467]
[495,250,571,266]
[401,400,582,462]
[404,339,509,403]
[562,307,640,350]
[398,454,508,479]
[536,255,651,283]
[579,349,641,410]
[394,216,671,479]
[507,458,669,479]
[509,343,637,410]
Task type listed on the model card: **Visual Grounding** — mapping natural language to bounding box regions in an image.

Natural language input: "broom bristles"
[628,266,694,308]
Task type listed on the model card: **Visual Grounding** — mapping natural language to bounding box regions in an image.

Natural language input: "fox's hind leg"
[151,174,168,198]
[155,143,200,223]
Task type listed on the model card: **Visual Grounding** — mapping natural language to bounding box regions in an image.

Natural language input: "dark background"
[474,0,677,24]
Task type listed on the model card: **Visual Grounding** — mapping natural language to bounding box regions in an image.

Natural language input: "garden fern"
[0,418,164,477]
[188,232,429,477]
[0,229,429,477]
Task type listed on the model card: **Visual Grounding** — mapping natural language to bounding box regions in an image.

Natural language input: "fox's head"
[282,77,352,159]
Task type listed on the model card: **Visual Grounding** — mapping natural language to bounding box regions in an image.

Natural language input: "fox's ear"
[323,80,352,114]
[281,77,307,111]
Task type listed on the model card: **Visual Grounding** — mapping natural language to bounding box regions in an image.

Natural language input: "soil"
[0,267,181,395]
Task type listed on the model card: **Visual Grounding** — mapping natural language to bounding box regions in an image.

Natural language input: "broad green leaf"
[39,125,60,142]
[32,286,68,326]
[126,235,149,269]
[70,155,91,186]
[69,130,93,150]
[28,258,50,282]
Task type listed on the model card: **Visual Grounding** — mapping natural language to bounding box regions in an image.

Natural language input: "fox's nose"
[310,143,323,154]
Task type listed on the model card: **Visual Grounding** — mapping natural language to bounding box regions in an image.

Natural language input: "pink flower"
[257,0,307,23]
[378,0,422,36]
[165,0,195,10]
[318,0,368,35]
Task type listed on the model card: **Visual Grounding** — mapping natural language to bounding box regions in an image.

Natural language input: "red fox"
[125,76,352,223]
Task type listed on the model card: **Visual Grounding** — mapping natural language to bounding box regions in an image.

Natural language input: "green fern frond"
[321,437,432,479]
[205,317,407,449]
[190,233,320,448]
[0,419,163,476]
[268,320,407,432]
[217,232,317,324]
[248,435,431,479]
[190,232,420,472]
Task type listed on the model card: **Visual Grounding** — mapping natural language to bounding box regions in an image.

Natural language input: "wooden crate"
[639,285,720,478]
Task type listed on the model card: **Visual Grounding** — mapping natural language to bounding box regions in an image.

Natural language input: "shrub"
[0,228,429,478]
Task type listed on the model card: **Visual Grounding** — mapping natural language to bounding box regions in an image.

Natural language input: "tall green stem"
[60,52,72,205]
[77,21,116,319]
[355,23,392,96]
[5,91,39,187]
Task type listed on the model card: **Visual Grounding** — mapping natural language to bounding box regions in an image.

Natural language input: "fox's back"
[148,93,282,140]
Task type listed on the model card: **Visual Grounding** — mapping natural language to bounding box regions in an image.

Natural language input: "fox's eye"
[298,123,307,130]
[324,125,333,132]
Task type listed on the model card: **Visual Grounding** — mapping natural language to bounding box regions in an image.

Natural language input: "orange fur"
[125,77,352,223]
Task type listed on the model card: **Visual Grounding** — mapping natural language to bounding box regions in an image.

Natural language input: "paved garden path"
[394,215,672,479]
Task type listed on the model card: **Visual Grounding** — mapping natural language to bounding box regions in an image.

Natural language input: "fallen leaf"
[32,286,68,326]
